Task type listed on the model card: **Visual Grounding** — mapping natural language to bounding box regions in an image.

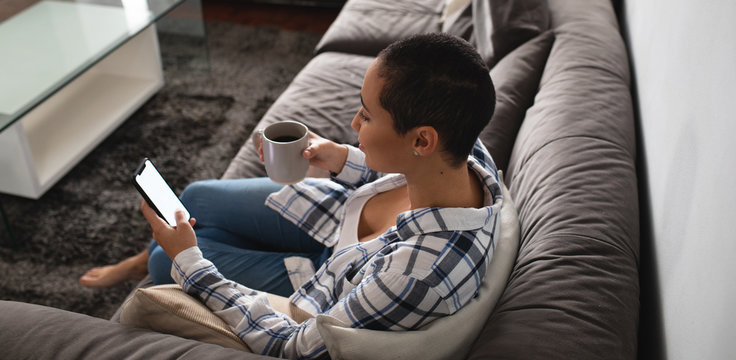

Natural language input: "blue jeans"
[147,178,329,297]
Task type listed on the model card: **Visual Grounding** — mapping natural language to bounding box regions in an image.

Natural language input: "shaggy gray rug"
[0,21,322,319]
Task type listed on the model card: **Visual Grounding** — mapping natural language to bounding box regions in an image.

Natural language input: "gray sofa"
[0,0,639,358]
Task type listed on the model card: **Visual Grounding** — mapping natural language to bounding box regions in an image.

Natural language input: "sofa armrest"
[0,301,267,360]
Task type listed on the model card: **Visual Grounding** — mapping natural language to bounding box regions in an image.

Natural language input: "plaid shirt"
[171,140,502,359]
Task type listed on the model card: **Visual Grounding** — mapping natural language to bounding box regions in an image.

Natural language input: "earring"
[412,150,419,156]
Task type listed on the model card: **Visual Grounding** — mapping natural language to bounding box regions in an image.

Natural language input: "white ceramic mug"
[254,120,309,185]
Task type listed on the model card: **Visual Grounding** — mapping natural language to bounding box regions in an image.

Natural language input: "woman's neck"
[404,161,484,210]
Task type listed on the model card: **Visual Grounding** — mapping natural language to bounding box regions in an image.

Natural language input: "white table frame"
[0,3,165,199]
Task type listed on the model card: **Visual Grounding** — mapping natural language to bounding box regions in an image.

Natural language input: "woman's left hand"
[140,198,198,260]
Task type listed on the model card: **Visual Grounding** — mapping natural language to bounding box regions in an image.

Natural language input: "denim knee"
[179,179,218,209]
[148,246,175,285]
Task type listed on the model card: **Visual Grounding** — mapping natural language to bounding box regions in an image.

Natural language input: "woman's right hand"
[140,199,197,260]
[301,131,349,174]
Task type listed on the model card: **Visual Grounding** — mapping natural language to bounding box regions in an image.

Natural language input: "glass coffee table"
[0,0,204,247]
[0,0,200,200]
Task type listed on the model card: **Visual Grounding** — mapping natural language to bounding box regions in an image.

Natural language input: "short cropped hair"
[376,33,495,167]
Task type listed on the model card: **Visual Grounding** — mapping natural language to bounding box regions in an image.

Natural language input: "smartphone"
[132,158,190,227]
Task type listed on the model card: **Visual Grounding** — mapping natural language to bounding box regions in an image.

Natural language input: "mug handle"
[251,128,264,152]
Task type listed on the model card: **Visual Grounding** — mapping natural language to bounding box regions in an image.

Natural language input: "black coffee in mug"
[272,135,299,143]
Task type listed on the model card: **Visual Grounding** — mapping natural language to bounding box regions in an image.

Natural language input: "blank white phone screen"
[136,160,189,226]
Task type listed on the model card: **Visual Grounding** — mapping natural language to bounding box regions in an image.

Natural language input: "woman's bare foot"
[79,250,149,288]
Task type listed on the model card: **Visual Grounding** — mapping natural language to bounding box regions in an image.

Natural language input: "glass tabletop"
[0,0,185,132]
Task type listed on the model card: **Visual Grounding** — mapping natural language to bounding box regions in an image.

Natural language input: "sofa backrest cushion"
[468,0,640,359]
[480,30,554,172]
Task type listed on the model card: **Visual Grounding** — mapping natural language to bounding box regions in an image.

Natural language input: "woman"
[83,33,501,358]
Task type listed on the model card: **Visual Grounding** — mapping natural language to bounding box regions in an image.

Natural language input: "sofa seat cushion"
[314,0,445,57]
[223,52,373,179]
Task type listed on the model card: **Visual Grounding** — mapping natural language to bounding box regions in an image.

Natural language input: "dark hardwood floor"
[0,0,35,22]
[0,0,341,34]
[202,0,340,33]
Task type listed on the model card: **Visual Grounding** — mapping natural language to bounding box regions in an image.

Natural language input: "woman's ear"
[412,126,439,156]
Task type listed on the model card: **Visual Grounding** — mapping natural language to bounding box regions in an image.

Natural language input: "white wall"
[623,1,736,359]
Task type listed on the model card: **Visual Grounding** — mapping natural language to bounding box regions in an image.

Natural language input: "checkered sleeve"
[326,270,450,331]
[171,247,449,359]
[330,145,382,189]
[172,247,326,358]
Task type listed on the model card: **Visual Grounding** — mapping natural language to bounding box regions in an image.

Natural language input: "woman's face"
[351,60,413,173]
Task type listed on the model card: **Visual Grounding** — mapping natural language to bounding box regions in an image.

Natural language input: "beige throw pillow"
[119,284,252,351]
[119,284,312,351]
[315,174,520,360]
